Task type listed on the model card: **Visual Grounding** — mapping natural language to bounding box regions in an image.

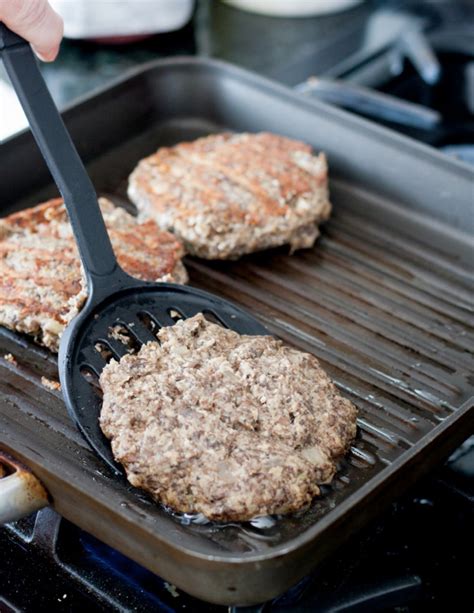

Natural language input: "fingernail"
[33,47,58,62]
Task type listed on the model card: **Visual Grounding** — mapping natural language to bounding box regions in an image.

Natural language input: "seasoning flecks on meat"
[0,198,187,351]
[128,132,331,259]
[99,314,357,521]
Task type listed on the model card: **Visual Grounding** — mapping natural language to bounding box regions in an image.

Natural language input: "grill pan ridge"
[0,58,473,606]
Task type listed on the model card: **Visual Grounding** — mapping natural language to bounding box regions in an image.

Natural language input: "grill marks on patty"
[99,314,358,521]
[128,132,332,259]
[0,197,187,351]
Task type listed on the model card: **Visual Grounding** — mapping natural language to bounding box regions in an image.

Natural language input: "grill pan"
[0,58,473,606]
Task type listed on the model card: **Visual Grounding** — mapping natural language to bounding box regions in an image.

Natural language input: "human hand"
[0,0,63,61]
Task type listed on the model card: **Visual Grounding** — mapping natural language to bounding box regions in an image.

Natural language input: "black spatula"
[0,25,267,472]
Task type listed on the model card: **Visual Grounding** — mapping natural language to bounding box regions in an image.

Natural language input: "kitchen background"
[2,0,473,156]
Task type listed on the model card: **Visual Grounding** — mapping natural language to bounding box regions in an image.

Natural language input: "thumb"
[0,0,64,61]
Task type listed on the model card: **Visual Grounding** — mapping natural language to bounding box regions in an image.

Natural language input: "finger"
[0,0,64,61]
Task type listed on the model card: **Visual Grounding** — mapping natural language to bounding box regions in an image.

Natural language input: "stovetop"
[2,437,472,612]
[1,1,473,611]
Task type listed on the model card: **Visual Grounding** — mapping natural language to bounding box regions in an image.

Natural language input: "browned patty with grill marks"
[99,314,358,521]
[128,132,331,259]
[0,197,187,352]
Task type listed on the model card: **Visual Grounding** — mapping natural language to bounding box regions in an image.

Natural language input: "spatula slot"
[94,340,127,362]
[108,324,140,353]
[202,310,228,328]
[120,318,159,347]
[79,347,107,376]
[168,308,185,322]
[79,365,103,398]
[137,311,160,336]
[93,341,114,362]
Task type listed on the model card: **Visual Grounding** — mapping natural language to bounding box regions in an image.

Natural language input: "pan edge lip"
[43,398,473,566]
[6,54,471,175]
[5,55,472,177]
[114,399,474,565]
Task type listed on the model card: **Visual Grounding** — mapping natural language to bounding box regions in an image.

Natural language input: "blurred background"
[1,0,473,165]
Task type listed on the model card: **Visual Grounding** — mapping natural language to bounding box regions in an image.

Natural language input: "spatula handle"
[0,24,120,289]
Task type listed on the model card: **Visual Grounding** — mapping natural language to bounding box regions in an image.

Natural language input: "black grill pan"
[0,58,473,606]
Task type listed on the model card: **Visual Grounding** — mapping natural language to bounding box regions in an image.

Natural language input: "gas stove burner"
[441,144,474,165]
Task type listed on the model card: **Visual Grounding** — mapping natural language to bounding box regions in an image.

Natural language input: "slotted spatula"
[0,25,267,471]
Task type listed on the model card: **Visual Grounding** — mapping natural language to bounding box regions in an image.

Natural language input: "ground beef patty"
[100,314,357,521]
[0,198,187,352]
[128,132,331,259]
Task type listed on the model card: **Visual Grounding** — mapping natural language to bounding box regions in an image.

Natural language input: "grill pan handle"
[0,23,130,301]
[296,77,441,130]
[0,451,49,524]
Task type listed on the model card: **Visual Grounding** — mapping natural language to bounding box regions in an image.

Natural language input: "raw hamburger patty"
[100,314,357,521]
[128,132,331,259]
[0,198,187,352]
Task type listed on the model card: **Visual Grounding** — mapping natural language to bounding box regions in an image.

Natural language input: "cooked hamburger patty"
[100,314,357,521]
[128,132,331,259]
[0,198,187,352]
